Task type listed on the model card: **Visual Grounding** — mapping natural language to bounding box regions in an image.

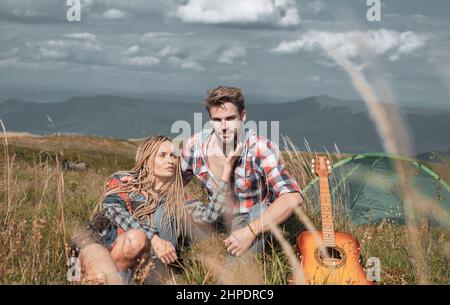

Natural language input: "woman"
[72,135,239,284]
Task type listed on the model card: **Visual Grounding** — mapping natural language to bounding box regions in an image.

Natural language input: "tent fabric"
[302,153,450,226]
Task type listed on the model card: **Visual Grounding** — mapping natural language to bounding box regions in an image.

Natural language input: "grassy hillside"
[0,134,448,284]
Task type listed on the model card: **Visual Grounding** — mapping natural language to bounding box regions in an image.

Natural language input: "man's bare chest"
[206,155,226,181]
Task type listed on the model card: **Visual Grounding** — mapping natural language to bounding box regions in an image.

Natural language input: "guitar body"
[297,230,372,285]
[297,156,374,285]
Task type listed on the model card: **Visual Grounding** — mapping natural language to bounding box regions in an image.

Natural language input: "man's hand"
[221,142,243,183]
[150,235,177,264]
[223,225,255,257]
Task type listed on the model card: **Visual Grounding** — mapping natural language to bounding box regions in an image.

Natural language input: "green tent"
[302,153,450,227]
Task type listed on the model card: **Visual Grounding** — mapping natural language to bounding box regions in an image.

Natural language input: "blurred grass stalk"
[1,120,13,229]
[318,38,447,284]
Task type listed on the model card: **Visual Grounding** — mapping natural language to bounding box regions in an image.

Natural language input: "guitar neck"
[319,176,336,247]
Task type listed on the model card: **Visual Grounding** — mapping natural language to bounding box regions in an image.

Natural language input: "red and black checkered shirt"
[181,128,303,214]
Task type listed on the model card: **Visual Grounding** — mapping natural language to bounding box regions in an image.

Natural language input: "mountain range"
[1,94,449,155]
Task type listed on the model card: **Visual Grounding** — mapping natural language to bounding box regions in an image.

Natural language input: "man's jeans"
[147,202,269,284]
[186,202,269,256]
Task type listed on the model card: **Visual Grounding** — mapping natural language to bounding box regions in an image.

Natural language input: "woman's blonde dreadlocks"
[94,135,186,237]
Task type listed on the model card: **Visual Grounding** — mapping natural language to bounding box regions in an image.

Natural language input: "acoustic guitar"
[296,156,373,285]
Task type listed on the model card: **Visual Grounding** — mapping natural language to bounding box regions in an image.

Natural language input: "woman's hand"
[150,235,177,264]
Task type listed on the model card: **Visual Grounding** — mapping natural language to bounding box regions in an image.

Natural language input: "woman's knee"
[79,243,124,284]
[121,229,148,259]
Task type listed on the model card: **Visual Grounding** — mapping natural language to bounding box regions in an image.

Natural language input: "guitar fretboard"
[320,177,336,247]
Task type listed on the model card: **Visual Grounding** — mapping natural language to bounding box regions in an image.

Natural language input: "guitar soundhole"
[315,247,346,268]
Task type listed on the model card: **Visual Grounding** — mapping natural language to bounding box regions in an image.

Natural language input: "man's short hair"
[204,86,245,115]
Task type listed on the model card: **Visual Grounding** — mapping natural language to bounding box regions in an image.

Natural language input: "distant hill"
[416,150,450,163]
[1,94,449,154]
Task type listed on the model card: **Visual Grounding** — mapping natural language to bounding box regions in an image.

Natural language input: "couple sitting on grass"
[72,86,304,284]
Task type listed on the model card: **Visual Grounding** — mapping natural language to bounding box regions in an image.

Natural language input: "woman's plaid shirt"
[102,173,231,242]
[181,128,303,214]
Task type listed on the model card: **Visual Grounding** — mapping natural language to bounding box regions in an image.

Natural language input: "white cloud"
[167,56,204,71]
[0,0,61,23]
[5,30,213,73]
[218,46,247,64]
[0,57,43,69]
[88,0,176,16]
[157,46,178,57]
[44,39,103,52]
[175,0,300,26]
[0,57,19,67]
[38,47,67,60]
[140,32,195,42]
[0,0,178,23]
[304,75,320,82]
[271,29,428,61]
[127,55,160,67]
[102,8,127,20]
[396,32,427,55]
[125,45,140,55]
[62,33,97,41]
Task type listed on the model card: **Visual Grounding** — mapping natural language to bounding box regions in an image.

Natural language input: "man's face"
[209,102,246,145]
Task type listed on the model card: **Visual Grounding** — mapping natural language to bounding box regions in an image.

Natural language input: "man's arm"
[180,136,196,186]
[251,137,304,232]
[224,138,303,256]
[249,192,303,235]
[224,192,303,257]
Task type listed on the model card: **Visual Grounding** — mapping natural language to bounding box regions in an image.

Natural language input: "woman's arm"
[185,179,230,224]
[103,194,159,242]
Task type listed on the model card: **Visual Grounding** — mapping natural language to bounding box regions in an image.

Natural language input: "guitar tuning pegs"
[326,160,330,165]
[311,159,315,164]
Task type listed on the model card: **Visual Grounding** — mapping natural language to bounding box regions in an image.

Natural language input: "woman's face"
[150,140,178,180]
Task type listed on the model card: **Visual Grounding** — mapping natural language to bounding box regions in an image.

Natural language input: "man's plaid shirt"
[181,128,303,215]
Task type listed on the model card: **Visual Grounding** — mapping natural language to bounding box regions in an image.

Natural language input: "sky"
[0,0,449,107]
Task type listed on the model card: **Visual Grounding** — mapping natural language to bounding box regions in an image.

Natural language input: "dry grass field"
[0,134,448,284]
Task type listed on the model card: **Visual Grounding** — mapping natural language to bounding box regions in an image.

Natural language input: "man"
[182,86,303,257]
